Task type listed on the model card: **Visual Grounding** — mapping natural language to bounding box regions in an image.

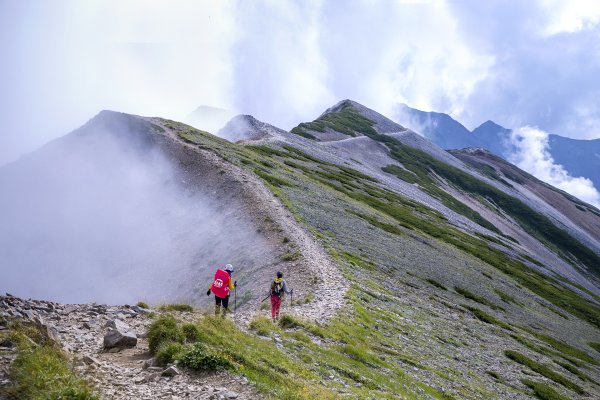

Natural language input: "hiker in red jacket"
[207,264,236,317]
[270,271,292,322]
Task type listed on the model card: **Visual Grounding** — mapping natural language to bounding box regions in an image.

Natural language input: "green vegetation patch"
[291,100,377,138]
[464,306,512,331]
[504,350,584,394]
[525,330,597,365]
[157,303,194,312]
[372,129,600,275]
[254,168,295,188]
[148,314,185,354]
[156,341,185,365]
[494,289,522,306]
[455,287,503,311]
[554,360,594,382]
[4,321,98,400]
[426,278,447,291]
[589,342,600,353]
[521,379,570,400]
[383,164,500,233]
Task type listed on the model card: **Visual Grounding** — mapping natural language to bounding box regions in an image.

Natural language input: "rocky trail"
[0,294,265,400]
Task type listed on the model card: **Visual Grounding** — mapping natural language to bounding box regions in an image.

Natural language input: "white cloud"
[508,126,600,207]
[540,0,600,36]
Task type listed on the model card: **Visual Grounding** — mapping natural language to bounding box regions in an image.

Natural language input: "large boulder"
[103,319,137,350]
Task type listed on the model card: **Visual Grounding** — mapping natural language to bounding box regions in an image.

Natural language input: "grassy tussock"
[455,287,503,311]
[521,379,570,400]
[3,321,98,399]
[504,350,584,394]
[157,303,194,312]
[148,315,185,354]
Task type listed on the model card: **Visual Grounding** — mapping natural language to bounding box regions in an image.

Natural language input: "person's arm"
[228,278,235,290]
[283,281,292,294]
[207,283,212,296]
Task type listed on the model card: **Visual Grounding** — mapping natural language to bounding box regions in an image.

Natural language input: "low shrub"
[426,278,447,291]
[465,306,512,331]
[9,323,98,400]
[521,379,570,400]
[455,287,503,310]
[157,304,194,312]
[136,301,149,309]
[250,317,277,336]
[179,343,232,371]
[181,323,201,343]
[278,315,303,329]
[504,350,584,394]
[589,341,600,353]
[148,315,184,354]
[156,342,185,365]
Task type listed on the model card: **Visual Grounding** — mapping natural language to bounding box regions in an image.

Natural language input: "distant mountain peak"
[473,120,510,134]
[292,99,405,141]
[217,114,286,143]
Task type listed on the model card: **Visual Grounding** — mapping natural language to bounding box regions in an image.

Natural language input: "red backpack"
[210,269,231,298]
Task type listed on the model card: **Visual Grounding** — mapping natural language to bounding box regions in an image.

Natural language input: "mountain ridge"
[2,102,600,399]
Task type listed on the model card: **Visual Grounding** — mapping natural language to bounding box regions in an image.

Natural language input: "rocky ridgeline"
[0,294,260,399]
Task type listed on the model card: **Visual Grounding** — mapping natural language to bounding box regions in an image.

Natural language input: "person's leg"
[276,296,282,319]
[270,295,277,321]
[221,295,230,317]
[215,296,222,316]
[273,296,282,321]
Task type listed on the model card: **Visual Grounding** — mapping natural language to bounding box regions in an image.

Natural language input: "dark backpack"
[271,280,284,296]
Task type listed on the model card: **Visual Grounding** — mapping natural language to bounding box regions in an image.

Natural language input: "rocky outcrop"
[0,294,262,399]
[103,319,137,350]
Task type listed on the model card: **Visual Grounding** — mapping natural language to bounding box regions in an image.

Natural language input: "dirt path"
[149,119,350,326]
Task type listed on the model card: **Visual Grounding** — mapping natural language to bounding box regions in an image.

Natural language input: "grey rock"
[222,391,239,399]
[105,318,131,332]
[103,328,137,349]
[162,366,180,377]
[143,358,157,369]
[82,355,99,365]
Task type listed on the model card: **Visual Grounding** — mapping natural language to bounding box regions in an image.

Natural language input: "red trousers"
[270,295,282,320]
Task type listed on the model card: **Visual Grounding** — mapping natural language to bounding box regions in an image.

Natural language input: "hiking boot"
[214,305,221,316]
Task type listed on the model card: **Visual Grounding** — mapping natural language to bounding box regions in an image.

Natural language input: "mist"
[0,113,271,305]
[507,126,600,208]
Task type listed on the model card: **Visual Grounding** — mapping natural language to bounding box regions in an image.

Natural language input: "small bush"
[286,331,311,343]
[426,278,447,291]
[455,287,502,310]
[504,350,584,394]
[521,379,570,400]
[250,317,277,336]
[148,315,184,354]
[589,341,600,353]
[554,360,593,382]
[11,344,98,399]
[302,292,315,304]
[136,301,149,309]
[281,252,301,262]
[486,370,501,380]
[278,315,303,329]
[527,332,596,365]
[156,342,185,365]
[157,304,194,312]
[179,343,232,371]
[465,306,512,331]
[181,323,201,343]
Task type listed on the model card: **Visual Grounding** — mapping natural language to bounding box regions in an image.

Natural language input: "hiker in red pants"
[270,271,292,322]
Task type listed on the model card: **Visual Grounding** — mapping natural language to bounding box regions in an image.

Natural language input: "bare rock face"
[103,319,137,350]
